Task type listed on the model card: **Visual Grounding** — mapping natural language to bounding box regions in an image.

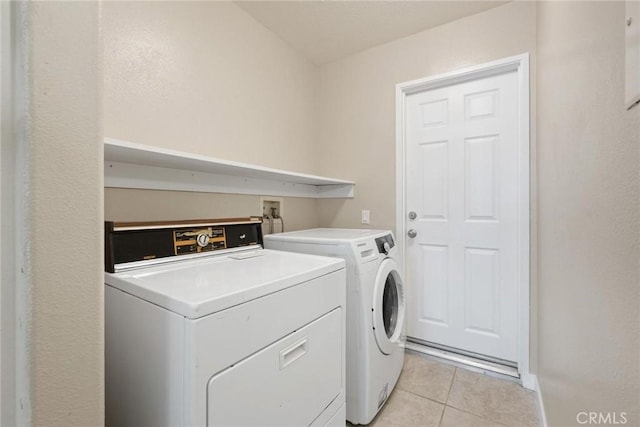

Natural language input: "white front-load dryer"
[264,229,406,425]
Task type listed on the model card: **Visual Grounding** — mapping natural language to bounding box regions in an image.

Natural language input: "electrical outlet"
[361,210,370,224]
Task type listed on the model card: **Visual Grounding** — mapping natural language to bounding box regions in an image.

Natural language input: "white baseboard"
[521,372,536,390]
[533,375,548,427]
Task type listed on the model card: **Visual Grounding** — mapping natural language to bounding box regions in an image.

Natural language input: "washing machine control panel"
[174,226,226,255]
[105,217,264,272]
[375,234,395,255]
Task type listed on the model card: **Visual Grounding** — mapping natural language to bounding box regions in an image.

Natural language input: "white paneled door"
[404,70,519,362]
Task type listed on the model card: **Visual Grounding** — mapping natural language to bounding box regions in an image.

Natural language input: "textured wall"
[18,1,104,425]
[105,188,318,232]
[103,1,319,173]
[536,2,640,425]
[316,1,536,231]
[103,1,322,229]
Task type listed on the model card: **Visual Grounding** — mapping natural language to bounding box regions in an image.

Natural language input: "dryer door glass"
[382,274,399,338]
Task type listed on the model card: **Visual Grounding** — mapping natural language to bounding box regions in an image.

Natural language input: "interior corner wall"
[536,2,640,426]
[103,1,320,229]
[19,1,104,425]
[315,1,536,232]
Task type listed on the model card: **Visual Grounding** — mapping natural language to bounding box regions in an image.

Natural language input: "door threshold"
[405,340,520,382]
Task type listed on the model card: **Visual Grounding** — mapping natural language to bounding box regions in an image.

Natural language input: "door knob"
[407,229,417,238]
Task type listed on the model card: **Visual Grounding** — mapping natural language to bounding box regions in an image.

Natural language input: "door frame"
[395,53,532,388]
[1,0,21,421]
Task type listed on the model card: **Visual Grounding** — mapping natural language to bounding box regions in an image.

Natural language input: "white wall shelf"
[104,138,355,198]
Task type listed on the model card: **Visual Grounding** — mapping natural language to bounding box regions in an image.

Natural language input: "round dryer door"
[372,258,405,355]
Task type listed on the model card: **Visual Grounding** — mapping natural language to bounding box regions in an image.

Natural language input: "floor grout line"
[443,404,513,427]
[437,367,457,427]
[445,399,488,421]
[437,402,446,427]
[444,367,457,404]
[397,386,448,406]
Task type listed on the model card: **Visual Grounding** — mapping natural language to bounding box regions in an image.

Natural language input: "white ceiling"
[235,1,508,65]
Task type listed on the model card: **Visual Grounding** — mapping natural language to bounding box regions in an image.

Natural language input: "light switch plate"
[361,210,370,224]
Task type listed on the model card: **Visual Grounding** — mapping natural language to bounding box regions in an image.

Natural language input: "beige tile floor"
[365,353,540,427]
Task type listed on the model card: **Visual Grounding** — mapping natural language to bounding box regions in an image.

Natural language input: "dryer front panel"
[207,308,343,426]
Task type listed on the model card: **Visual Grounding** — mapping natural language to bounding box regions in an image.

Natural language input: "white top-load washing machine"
[105,218,346,427]
[264,229,406,425]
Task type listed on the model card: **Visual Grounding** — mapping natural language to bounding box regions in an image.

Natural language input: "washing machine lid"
[105,249,344,319]
[265,228,390,243]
